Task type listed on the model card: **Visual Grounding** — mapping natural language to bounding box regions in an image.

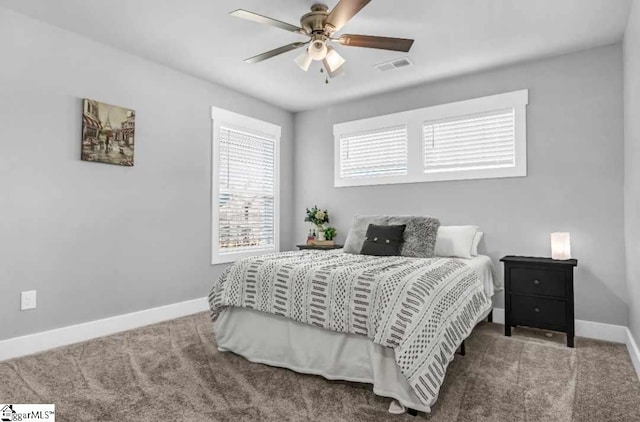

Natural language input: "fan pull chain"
[320,67,329,84]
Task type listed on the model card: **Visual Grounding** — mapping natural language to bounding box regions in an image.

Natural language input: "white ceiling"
[0,0,632,111]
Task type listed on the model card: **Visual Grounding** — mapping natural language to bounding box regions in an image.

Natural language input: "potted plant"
[324,227,337,241]
[305,205,330,241]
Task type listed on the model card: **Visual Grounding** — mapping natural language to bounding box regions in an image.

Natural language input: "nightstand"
[296,244,343,250]
[501,256,578,347]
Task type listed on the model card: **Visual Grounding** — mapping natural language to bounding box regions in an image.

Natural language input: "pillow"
[471,231,483,256]
[434,225,479,259]
[343,215,389,254]
[360,224,406,256]
[388,216,440,258]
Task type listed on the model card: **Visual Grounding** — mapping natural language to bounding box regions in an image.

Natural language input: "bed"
[209,249,499,413]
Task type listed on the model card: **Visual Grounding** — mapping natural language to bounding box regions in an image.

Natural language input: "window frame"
[211,107,281,265]
[334,90,528,187]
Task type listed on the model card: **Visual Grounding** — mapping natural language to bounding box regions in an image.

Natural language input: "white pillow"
[435,226,479,259]
[471,231,483,256]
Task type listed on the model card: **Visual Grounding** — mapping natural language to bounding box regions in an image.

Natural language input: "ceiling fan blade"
[325,0,371,32]
[244,42,307,64]
[230,9,304,33]
[338,34,414,52]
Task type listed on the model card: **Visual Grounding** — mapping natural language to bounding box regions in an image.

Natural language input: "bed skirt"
[214,306,492,413]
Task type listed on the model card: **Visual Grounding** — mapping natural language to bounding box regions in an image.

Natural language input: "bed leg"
[487,309,493,323]
[456,340,466,356]
[407,408,418,416]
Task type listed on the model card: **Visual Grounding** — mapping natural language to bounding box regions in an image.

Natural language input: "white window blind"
[423,108,516,173]
[218,126,275,254]
[339,125,408,179]
[334,90,527,187]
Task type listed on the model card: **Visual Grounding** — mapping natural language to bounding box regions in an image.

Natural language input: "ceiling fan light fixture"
[294,51,312,71]
[308,40,328,61]
[324,46,346,72]
[231,2,415,81]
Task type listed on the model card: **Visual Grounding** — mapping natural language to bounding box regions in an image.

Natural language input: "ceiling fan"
[230,0,414,78]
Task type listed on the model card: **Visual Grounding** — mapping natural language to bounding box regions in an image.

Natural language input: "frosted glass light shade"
[324,46,345,72]
[308,40,328,61]
[294,51,312,71]
[551,232,571,260]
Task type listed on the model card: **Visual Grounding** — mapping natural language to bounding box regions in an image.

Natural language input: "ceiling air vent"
[374,57,413,72]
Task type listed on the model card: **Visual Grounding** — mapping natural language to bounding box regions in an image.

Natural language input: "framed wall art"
[82,99,135,166]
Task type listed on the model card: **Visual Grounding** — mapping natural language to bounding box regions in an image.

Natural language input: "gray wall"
[0,5,631,341]
[624,0,640,342]
[0,7,294,341]
[294,44,628,326]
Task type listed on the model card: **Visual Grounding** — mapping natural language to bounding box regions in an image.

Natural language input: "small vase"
[316,226,326,242]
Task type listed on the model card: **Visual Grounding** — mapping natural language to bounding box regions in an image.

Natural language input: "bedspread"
[209,250,491,406]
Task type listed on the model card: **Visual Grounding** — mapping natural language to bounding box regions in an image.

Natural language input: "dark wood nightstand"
[501,256,578,347]
[296,244,343,250]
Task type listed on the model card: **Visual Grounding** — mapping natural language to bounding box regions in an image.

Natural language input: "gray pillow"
[343,215,389,254]
[389,216,441,258]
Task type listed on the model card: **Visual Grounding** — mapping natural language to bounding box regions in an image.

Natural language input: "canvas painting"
[82,99,135,166]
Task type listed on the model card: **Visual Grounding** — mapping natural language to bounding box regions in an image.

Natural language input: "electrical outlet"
[21,290,37,310]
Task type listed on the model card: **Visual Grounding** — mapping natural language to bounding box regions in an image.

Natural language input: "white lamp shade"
[551,232,571,260]
[294,51,312,71]
[323,58,345,78]
[324,46,345,72]
[308,40,328,61]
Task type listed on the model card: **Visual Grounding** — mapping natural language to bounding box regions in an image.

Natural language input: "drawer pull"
[533,279,540,285]
[534,307,540,313]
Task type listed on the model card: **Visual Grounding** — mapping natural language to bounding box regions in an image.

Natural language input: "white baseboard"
[0,297,210,362]
[490,308,627,343]
[574,319,628,344]
[0,301,635,368]
[626,328,640,381]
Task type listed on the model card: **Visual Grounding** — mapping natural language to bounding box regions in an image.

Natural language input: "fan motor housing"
[301,4,330,34]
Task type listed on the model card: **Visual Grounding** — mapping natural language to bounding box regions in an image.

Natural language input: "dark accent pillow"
[360,224,406,256]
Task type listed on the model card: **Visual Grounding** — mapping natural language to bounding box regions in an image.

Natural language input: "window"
[211,107,280,264]
[334,90,528,187]
[339,125,408,179]
[423,108,515,174]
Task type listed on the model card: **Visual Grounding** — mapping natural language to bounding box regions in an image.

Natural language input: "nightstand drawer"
[509,267,566,297]
[510,295,567,328]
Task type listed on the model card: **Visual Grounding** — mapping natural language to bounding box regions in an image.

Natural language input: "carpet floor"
[1,312,639,421]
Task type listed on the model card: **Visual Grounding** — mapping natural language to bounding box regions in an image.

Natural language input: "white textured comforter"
[209,250,491,407]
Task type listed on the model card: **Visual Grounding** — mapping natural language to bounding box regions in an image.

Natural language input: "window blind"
[218,126,275,253]
[423,108,516,173]
[339,125,408,179]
